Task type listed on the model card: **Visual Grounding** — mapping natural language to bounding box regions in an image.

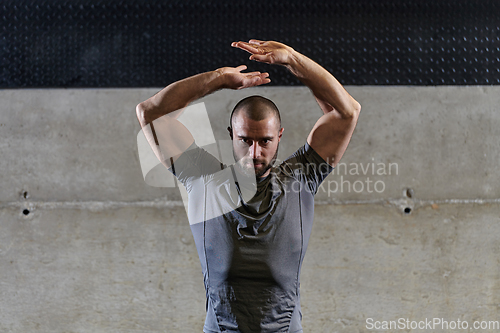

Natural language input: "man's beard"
[233,144,279,178]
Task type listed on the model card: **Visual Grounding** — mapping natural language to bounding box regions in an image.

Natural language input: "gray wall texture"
[1,86,499,332]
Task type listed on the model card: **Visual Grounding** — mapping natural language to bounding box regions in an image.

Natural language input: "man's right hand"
[215,65,271,90]
[136,64,270,169]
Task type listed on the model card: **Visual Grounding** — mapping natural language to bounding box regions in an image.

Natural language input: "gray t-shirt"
[171,142,333,333]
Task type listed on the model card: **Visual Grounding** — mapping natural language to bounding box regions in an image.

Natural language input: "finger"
[253,76,271,86]
[249,39,265,45]
[235,65,247,72]
[253,73,270,82]
[247,72,266,80]
[232,41,260,54]
[249,53,271,62]
[258,74,271,83]
[232,41,252,48]
[247,78,267,88]
[244,71,265,76]
[242,74,271,88]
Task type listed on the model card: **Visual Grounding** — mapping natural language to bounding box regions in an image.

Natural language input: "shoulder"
[279,142,333,174]
[275,143,334,194]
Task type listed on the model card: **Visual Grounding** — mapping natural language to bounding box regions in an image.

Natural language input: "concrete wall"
[1,86,499,332]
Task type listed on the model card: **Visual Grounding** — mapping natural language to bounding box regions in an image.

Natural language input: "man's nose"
[248,141,261,158]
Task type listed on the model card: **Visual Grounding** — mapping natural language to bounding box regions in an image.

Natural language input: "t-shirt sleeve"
[281,142,334,195]
[168,142,223,191]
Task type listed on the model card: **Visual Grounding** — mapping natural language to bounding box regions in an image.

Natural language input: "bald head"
[229,95,281,131]
[228,95,284,178]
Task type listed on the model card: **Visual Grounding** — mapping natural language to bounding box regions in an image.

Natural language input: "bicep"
[137,110,195,169]
[306,111,359,167]
[314,95,335,114]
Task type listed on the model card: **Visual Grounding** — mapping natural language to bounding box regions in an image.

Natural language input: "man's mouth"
[252,161,265,168]
[240,159,266,173]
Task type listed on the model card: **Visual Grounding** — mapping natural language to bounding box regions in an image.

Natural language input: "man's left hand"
[231,39,295,66]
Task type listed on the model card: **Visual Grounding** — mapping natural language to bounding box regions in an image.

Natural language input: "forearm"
[285,50,361,118]
[136,70,225,125]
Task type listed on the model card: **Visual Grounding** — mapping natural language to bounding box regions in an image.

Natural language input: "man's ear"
[227,127,233,140]
[278,127,284,141]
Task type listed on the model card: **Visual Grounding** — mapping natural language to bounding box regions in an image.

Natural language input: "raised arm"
[231,40,361,167]
[136,65,271,167]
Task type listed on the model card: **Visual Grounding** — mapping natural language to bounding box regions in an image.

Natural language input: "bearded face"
[233,142,279,178]
[229,114,283,179]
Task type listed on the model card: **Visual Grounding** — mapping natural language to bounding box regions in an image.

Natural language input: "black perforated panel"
[1,0,499,87]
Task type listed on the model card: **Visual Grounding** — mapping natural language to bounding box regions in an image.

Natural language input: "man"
[136,39,360,333]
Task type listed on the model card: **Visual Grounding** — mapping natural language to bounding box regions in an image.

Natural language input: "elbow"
[343,101,361,120]
[136,102,148,126]
[136,102,146,117]
[352,101,361,117]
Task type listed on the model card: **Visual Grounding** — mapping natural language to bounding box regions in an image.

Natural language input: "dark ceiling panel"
[1,0,499,87]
